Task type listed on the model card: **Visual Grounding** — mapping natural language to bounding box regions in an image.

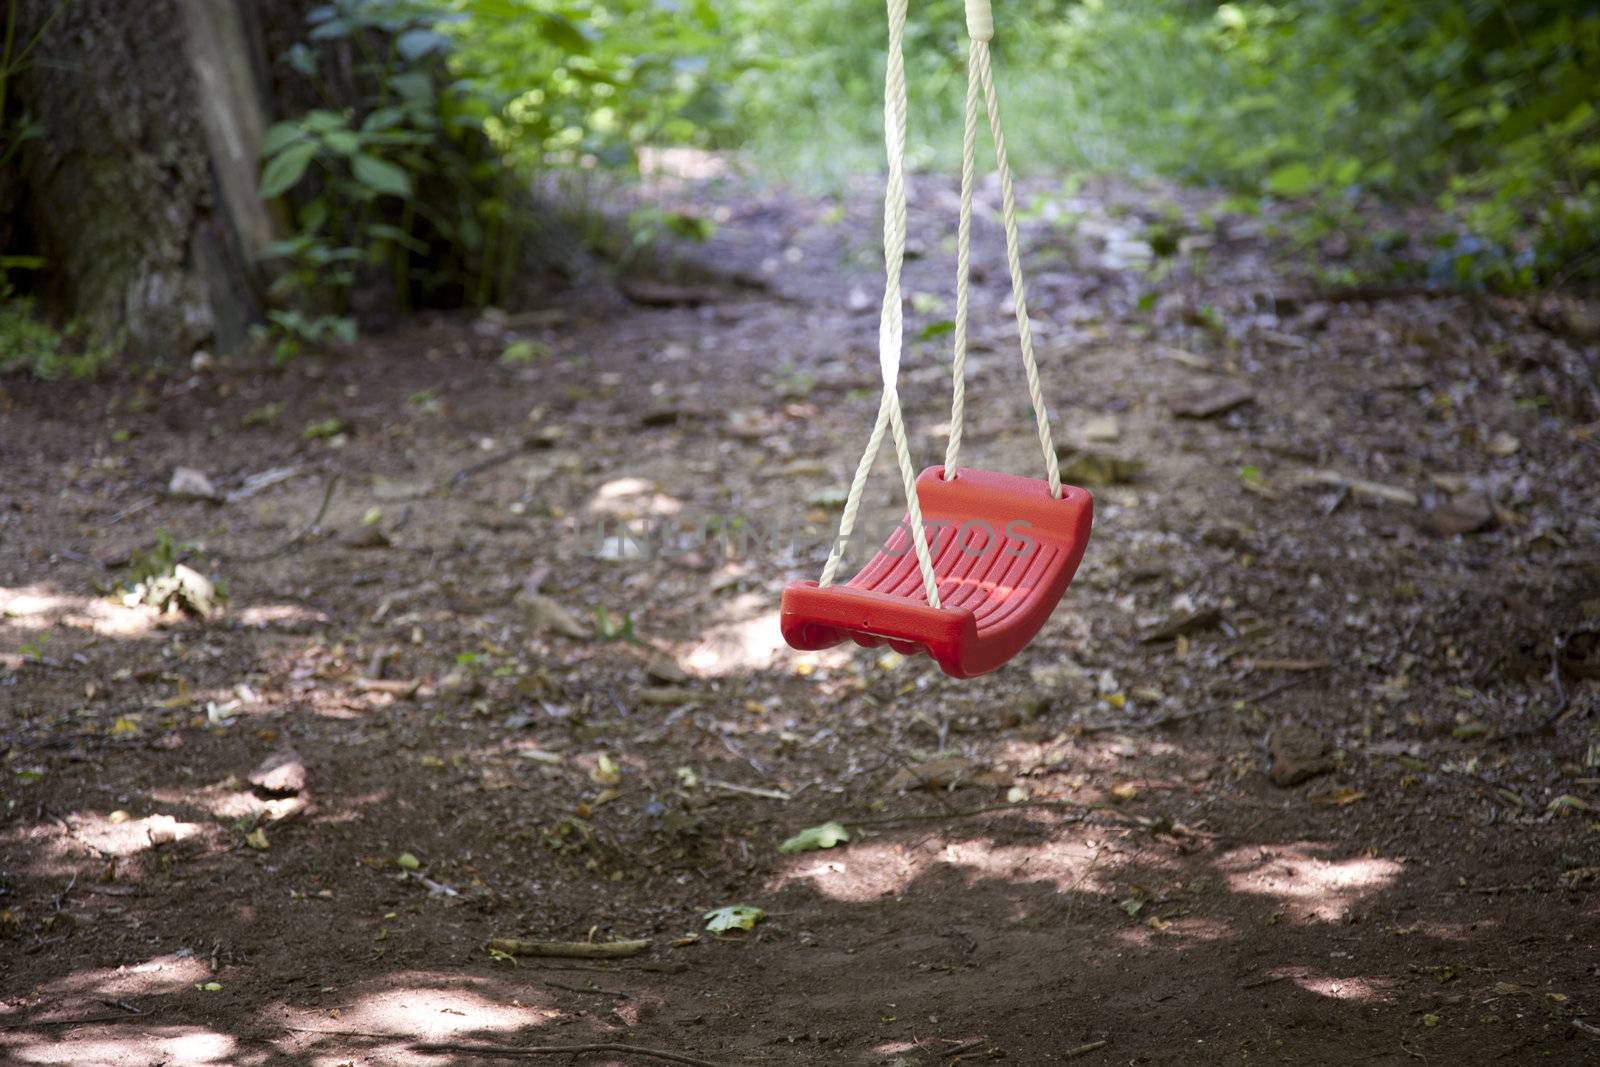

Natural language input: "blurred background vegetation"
[1,0,1596,377]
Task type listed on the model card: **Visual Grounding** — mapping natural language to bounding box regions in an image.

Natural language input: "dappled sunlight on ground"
[66,812,211,857]
[1218,844,1403,922]
[682,593,788,676]
[234,603,330,629]
[36,952,214,1000]
[772,823,1120,903]
[269,976,559,1067]
[0,1025,244,1067]
[2,810,216,879]
[1288,970,1401,1003]
[0,584,163,641]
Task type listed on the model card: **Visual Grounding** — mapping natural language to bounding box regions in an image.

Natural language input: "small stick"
[851,797,1115,828]
[411,1040,738,1067]
[1141,676,1310,730]
[225,475,340,563]
[487,938,651,959]
[1065,1039,1109,1058]
[542,978,631,999]
[1,1013,147,1030]
[943,1037,988,1059]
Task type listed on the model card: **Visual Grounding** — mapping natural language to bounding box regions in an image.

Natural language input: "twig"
[410,1040,739,1067]
[704,779,790,802]
[2,1013,148,1030]
[1140,676,1311,730]
[942,1037,988,1059]
[285,1026,398,1039]
[486,938,651,959]
[104,496,157,527]
[542,978,631,999]
[1065,1039,1109,1058]
[225,476,340,563]
[1493,633,1571,741]
[850,797,1103,828]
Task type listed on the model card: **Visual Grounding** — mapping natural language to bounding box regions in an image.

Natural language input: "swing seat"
[781,467,1093,678]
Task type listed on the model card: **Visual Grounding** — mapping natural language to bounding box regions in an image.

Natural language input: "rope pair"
[819,0,1061,608]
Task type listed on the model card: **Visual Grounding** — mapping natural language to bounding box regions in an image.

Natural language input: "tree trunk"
[5,0,303,362]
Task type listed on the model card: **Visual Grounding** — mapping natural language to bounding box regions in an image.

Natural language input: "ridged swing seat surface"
[780,0,1093,678]
[781,467,1093,678]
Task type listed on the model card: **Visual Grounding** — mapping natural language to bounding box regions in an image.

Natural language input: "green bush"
[715,0,1600,288]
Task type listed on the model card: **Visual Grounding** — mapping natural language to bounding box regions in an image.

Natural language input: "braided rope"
[942,45,982,479]
[819,0,941,608]
[972,38,1062,497]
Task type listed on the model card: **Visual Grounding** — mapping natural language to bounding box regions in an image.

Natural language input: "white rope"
[943,46,981,479]
[819,0,941,608]
[945,3,1063,497]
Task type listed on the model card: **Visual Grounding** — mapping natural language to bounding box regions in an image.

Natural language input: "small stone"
[249,747,307,796]
[1082,415,1120,443]
[438,669,482,698]
[1429,495,1494,537]
[168,467,221,502]
[1486,431,1520,457]
[1268,724,1333,787]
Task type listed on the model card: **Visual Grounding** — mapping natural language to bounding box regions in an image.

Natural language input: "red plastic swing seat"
[781,466,1093,678]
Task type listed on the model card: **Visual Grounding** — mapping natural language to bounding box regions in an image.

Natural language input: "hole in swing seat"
[781,466,1093,678]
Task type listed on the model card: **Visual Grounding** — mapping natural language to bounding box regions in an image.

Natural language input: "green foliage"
[257,0,731,351]
[440,0,728,170]
[0,273,115,380]
[716,0,1598,288]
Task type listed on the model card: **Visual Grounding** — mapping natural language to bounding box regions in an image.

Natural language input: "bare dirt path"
[3,172,1599,1066]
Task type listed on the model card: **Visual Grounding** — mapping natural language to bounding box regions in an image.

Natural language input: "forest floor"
[3,166,1600,1067]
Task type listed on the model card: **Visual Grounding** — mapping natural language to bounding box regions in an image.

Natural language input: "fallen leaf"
[245,828,270,850]
[396,852,422,870]
[1057,450,1144,487]
[167,467,221,503]
[1169,383,1255,419]
[1486,431,1520,457]
[779,821,850,854]
[522,592,589,639]
[886,756,1011,792]
[704,904,764,933]
[1547,794,1592,817]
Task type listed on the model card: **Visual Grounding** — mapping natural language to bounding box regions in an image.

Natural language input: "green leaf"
[302,109,348,134]
[302,417,345,441]
[703,904,764,933]
[396,851,421,870]
[779,821,850,854]
[324,129,361,156]
[259,140,319,199]
[918,320,955,342]
[351,154,412,198]
[539,13,592,54]
[367,223,429,254]
[1265,161,1317,198]
[260,121,305,158]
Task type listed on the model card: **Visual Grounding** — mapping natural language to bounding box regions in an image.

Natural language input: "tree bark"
[5,0,303,362]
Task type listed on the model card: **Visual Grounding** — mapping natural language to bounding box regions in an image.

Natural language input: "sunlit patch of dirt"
[0,1025,244,1067]
[234,603,330,628]
[269,978,559,1067]
[682,594,788,676]
[1218,844,1403,922]
[39,952,214,1000]
[0,584,162,639]
[1280,967,1402,1003]
[772,825,1121,902]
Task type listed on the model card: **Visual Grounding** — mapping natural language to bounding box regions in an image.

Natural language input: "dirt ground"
[3,169,1599,1067]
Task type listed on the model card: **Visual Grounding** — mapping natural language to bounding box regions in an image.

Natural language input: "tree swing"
[780,0,1093,678]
